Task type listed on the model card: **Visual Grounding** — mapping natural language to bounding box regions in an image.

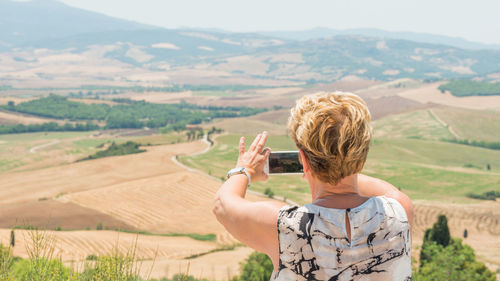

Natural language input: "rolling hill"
[0,0,154,48]
[1,0,500,85]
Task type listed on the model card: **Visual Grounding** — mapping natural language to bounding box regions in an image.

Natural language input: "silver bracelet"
[226,167,251,186]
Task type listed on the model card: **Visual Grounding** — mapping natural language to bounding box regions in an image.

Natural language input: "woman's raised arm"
[212,132,286,268]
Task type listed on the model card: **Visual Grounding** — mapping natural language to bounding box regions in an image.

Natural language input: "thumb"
[262,147,271,159]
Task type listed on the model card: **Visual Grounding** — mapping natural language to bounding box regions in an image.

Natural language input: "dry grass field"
[0,138,277,280]
[0,97,36,105]
[141,246,255,281]
[120,91,193,104]
[0,200,134,231]
[0,229,219,262]
[0,132,101,173]
[398,82,500,111]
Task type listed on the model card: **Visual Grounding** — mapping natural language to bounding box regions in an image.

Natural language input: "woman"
[213,92,413,280]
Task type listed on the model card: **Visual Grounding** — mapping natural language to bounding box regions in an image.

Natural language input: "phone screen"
[268,151,303,174]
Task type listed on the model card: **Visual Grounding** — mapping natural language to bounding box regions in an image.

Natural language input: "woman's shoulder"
[375,195,412,224]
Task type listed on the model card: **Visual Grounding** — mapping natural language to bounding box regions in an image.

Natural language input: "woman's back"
[273,196,411,281]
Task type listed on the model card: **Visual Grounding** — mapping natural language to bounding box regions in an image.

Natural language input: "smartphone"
[264,151,303,174]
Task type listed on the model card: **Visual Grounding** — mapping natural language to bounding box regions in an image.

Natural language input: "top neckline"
[304,196,376,212]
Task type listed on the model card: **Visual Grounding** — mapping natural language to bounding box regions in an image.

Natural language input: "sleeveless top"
[271,196,411,281]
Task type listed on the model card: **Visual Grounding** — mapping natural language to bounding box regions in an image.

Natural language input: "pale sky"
[60,0,500,45]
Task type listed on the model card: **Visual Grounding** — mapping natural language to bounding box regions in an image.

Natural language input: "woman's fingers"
[239,136,245,157]
[255,131,268,153]
[249,133,262,152]
[251,132,269,161]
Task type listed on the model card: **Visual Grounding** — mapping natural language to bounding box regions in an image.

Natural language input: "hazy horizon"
[54,0,500,45]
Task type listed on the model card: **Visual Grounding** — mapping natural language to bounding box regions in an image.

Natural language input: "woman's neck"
[310,174,360,202]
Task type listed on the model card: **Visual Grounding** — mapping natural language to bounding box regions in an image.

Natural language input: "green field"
[0,130,193,173]
[180,134,310,203]
[372,109,454,140]
[432,106,500,142]
[182,116,500,204]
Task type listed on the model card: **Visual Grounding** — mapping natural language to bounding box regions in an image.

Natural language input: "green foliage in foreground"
[415,215,496,281]
[0,243,144,281]
[80,141,146,161]
[416,239,496,281]
[11,258,71,281]
[438,80,500,97]
[149,274,210,281]
[234,252,274,281]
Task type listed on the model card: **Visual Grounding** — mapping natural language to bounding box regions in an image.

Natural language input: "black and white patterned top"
[271,196,411,281]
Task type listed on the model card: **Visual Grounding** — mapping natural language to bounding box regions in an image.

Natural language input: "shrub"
[467,190,500,201]
[81,141,146,161]
[96,222,104,230]
[264,188,274,198]
[0,244,14,280]
[86,254,98,261]
[235,252,273,281]
[11,258,71,281]
[80,254,141,281]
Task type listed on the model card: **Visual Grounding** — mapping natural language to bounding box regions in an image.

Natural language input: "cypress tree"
[10,230,14,247]
[431,214,451,247]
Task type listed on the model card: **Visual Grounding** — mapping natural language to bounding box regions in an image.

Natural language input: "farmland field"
[1,81,500,279]
[0,134,278,279]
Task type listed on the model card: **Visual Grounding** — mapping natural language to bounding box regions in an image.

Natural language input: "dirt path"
[29,139,61,153]
[428,109,461,139]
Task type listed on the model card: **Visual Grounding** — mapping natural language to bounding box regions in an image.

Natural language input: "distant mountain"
[257,35,500,81]
[0,0,155,47]
[0,0,499,83]
[260,27,500,51]
[23,28,286,65]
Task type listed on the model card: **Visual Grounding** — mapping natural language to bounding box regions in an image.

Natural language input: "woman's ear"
[299,149,310,173]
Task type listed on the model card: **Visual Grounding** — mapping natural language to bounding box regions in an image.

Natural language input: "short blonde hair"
[287,92,372,185]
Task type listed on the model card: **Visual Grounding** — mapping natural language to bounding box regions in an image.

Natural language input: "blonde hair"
[287,92,372,185]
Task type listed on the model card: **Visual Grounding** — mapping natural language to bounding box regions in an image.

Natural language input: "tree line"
[439,80,500,97]
[0,95,266,134]
[0,122,98,134]
[441,138,500,150]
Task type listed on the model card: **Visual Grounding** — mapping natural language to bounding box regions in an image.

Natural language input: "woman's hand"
[236,131,270,183]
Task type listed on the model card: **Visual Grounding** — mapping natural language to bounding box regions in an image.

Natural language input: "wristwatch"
[226,167,251,186]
